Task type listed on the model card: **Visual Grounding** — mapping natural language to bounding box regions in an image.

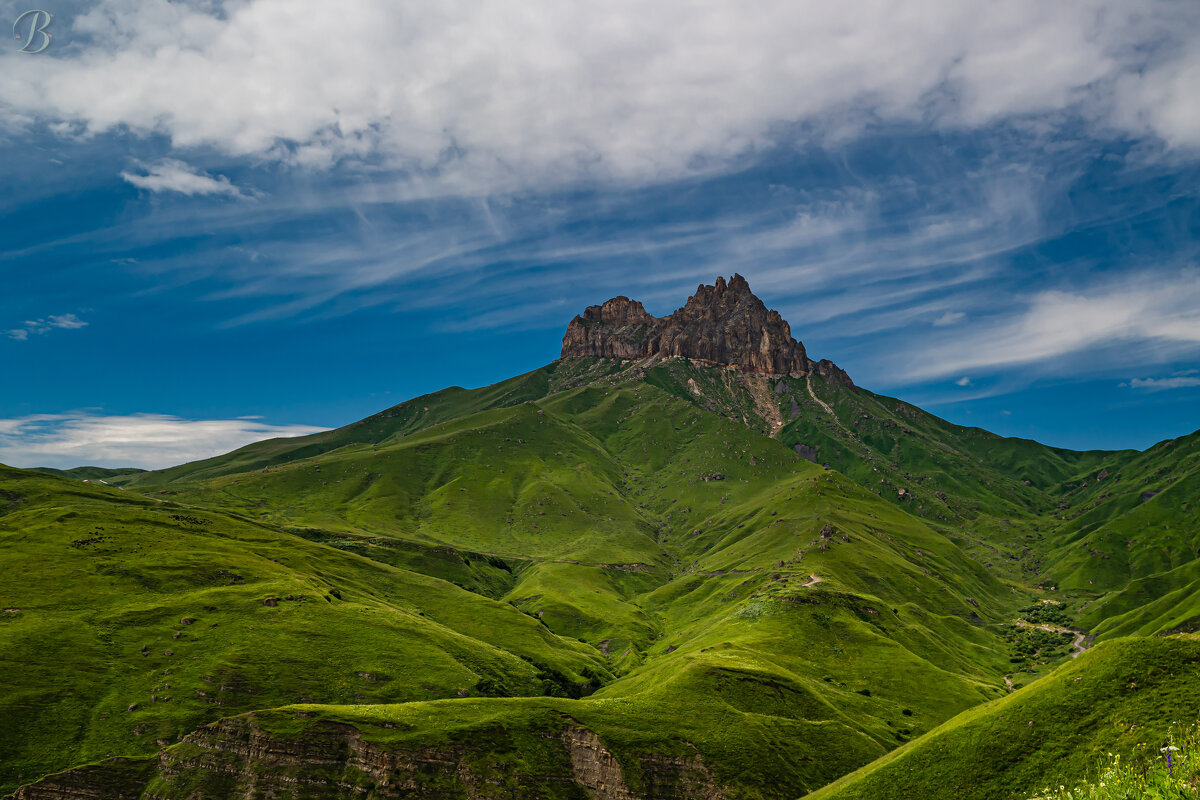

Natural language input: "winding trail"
[802,573,823,588]
[1013,619,1091,658]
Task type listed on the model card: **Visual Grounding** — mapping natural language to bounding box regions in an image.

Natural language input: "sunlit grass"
[1031,724,1200,799]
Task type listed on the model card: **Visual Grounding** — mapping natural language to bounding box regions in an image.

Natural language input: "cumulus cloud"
[904,270,1200,380]
[0,0,1197,191]
[7,313,88,341]
[955,376,972,386]
[0,413,329,469]
[120,159,246,196]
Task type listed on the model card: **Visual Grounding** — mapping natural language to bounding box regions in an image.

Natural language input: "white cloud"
[1111,27,1200,150]
[121,159,245,196]
[955,376,972,386]
[0,413,329,469]
[904,270,1200,380]
[935,311,966,327]
[46,313,88,329]
[7,313,88,341]
[1125,375,1200,391]
[1,0,1197,192]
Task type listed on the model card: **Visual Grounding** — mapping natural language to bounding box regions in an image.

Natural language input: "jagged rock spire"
[560,274,849,382]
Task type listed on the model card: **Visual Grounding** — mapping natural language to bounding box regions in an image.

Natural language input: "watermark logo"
[14,9,53,54]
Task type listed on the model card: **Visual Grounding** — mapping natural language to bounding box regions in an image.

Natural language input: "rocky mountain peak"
[560,274,849,381]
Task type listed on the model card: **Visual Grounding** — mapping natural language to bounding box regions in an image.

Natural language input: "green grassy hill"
[0,465,605,793]
[3,356,1199,800]
[1043,429,1200,631]
[30,466,147,483]
[805,635,1200,800]
[120,359,620,490]
[93,635,1200,800]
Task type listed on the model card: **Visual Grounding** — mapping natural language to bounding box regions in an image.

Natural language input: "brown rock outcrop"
[8,715,727,800]
[563,297,659,360]
[561,274,844,380]
[812,358,854,388]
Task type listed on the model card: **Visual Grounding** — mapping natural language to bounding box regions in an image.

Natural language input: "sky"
[1,0,1199,469]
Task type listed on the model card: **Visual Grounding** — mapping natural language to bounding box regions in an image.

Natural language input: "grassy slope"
[164,636,1200,800]
[637,360,1200,644]
[638,361,1124,586]
[805,635,1200,800]
[0,466,607,794]
[120,360,621,489]
[644,360,1118,515]
[1040,429,1200,638]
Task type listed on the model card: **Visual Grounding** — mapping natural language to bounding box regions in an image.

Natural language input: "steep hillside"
[617,358,1115,588]
[122,359,622,490]
[805,635,1200,800]
[1043,428,1200,595]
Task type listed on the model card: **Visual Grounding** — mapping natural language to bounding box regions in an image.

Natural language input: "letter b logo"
[14,9,53,54]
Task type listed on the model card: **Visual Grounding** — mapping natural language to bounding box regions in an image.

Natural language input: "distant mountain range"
[4,277,1198,800]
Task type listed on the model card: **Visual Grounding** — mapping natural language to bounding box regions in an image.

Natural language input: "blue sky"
[1,0,1199,468]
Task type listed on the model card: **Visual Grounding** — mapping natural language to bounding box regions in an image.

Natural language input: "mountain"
[2,389,1015,798]
[4,276,1199,800]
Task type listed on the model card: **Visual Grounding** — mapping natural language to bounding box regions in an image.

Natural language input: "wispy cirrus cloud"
[7,313,88,341]
[120,159,246,197]
[901,270,1200,382]
[935,311,966,327]
[0,413,329,470]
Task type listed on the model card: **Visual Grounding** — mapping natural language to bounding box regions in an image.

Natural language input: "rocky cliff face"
[564,296,660,360]
[8,716,727,800]
[561,275,843,381]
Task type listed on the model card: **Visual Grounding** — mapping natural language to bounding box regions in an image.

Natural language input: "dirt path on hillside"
[1014,619,1091,658]
[802,573,823,587]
